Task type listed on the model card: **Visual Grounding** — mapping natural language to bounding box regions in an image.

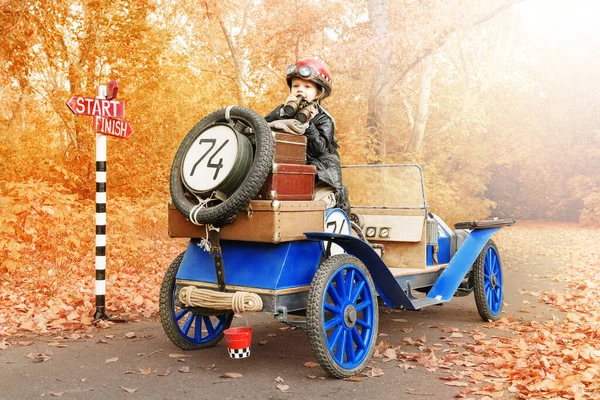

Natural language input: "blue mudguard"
[426,228,499,301]
[304,232,418,309]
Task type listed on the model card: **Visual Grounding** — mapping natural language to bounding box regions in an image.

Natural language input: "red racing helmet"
[285,58,333,98]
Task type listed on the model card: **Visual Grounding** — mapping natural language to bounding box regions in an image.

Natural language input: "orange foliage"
[0,181,182,334]
[0,0,599,338]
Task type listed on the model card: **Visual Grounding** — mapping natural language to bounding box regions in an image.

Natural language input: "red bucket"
[224,327,252,359]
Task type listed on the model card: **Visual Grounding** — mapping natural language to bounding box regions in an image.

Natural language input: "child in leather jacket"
[264,58,350,215]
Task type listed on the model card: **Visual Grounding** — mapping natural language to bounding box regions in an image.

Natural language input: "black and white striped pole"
[66,81,132,323]
[94,84,109,321]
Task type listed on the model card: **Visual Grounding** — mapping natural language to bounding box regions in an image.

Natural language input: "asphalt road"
[0,242,566,400]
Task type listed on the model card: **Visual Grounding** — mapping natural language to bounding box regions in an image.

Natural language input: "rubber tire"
[472,240,503,322]
[307,254,378,378]
[170,106,274,225]
[159,252,233,349]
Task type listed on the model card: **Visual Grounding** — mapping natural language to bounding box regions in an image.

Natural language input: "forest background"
[0,0,599,332]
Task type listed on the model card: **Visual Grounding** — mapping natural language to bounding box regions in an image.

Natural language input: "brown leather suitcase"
[273,132,306,164]
[256,163,316,201]
[168,201,326,243]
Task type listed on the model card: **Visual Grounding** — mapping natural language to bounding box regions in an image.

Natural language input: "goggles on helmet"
[286,65,314,78]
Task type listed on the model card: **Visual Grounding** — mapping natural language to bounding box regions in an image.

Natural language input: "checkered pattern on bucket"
[228,347,251,359]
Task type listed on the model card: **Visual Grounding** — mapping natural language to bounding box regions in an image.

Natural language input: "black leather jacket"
[265,104,350,214]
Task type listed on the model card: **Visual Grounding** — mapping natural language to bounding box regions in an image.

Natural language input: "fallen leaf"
[267,333,276,337]
[50,392,64,397]
[221,372,242,378]
[364,367,385,377]
[158,367,171,376]
[307,375,317,379]
[276,384,289,392]
[169,353,187,358]
[471,371,485,380]
[258,340,268,345]
[105,357,119,363]
[344,376,362,382]
[124,371,136,375]
[450,332,463,338]
[178,366,190,373]
[392,319,408,322]
[27,353,51,363]
[383,348,397,360]
[444,381,468,387]
[125,332,136,339]
[304,361,319,368]
[139,367,151,375]
[275,376,284,383]
[121,387,137,393]
[200,364,216,370]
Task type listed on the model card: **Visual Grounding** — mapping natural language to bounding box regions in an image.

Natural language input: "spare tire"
[170,106,274,225]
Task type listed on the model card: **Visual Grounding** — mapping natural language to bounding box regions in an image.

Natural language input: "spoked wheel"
[170,106,274,225]
[160,252,233,349]
[472,240,503,321]
[307,254,378,378]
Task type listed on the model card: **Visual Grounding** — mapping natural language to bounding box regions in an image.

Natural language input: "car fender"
[426,227,500,301]
[304,232,417,309]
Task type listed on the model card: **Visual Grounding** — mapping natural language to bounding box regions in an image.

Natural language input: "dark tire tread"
[472,240,502,322]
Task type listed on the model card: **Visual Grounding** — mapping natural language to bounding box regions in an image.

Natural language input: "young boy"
[264,58,350,215]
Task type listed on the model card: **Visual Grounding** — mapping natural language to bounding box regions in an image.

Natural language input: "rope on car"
[179,286,263,313]
[189,192,217,225]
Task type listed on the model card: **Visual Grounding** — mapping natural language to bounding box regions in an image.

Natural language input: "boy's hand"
[286,93,299,103]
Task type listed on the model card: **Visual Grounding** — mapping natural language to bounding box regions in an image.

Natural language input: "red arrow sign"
[67,96,125,118]
[93,116,133,138]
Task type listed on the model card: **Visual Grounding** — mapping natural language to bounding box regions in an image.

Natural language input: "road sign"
[93,116,133,138]
[67,96,125,118]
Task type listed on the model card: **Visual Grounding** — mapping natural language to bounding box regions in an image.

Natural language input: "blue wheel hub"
[484,247,502,315]
[343,304,357,328]
[323,264,375,370]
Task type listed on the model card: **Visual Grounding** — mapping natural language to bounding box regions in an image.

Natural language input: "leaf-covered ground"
[0,186,182,334]
[1,212,599,398]
[369,222,600,399]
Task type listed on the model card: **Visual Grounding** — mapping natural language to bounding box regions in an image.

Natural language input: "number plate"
[181,125,239,193]
[324,209,351,256]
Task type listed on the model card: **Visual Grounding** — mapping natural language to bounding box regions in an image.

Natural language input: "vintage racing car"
[162,106,515,378]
